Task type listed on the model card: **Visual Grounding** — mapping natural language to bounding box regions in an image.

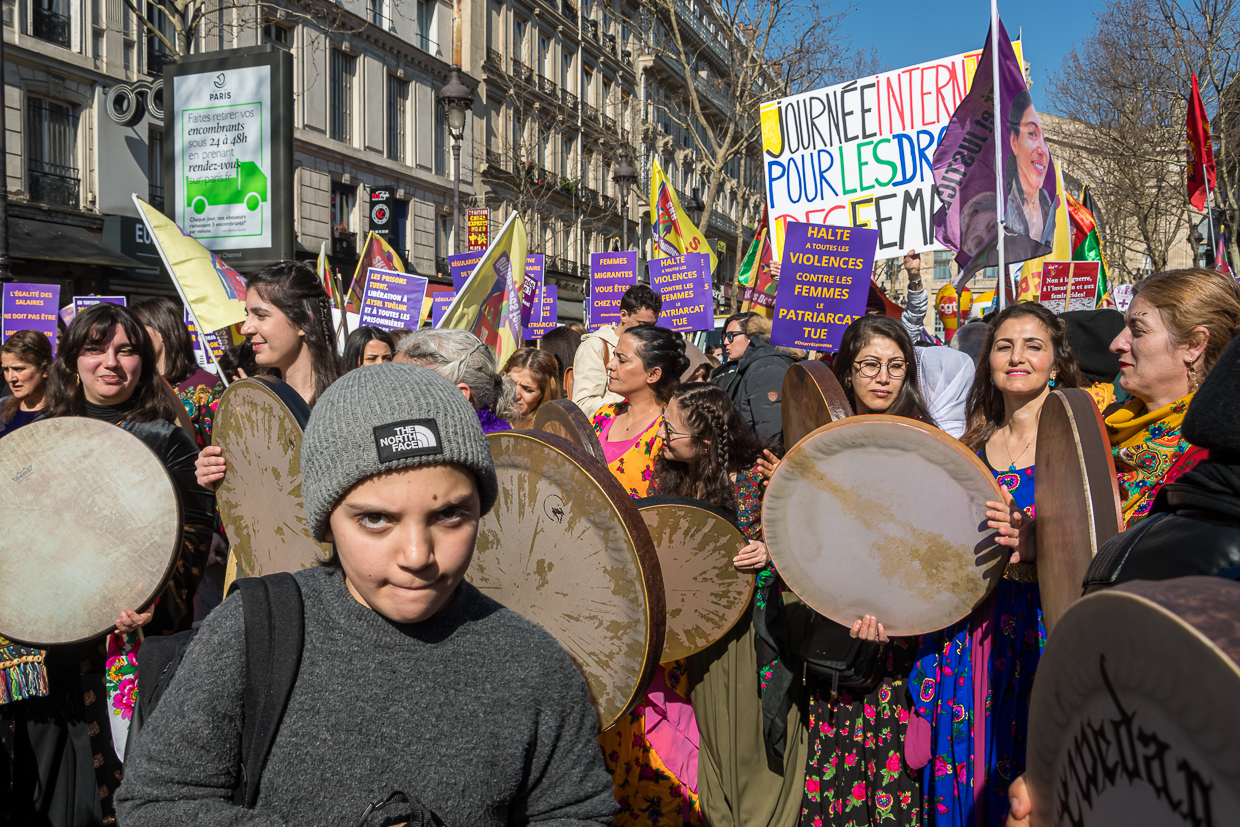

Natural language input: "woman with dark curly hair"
[909,301,1079,827]
[2,303,216,826]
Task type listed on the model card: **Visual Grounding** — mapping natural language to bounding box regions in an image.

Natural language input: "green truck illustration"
[186,161,268,215]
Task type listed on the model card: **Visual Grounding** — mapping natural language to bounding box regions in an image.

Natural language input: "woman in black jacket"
[1,302,216,827]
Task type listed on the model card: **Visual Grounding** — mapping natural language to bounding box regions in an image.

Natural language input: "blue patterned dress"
[908,451,1045,827]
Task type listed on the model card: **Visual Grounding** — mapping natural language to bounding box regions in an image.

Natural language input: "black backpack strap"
[230,573,305,808]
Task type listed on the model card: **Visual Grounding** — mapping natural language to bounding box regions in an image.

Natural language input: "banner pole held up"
[991,0,1006,312]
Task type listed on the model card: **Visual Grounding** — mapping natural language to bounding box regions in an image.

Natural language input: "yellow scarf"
[1105,393,1193,526]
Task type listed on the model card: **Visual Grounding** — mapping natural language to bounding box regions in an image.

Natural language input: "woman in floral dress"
[592,324,693,826]
[910,303,1077,826]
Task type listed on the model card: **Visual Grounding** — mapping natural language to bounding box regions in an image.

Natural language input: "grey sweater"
[115,566,615,827]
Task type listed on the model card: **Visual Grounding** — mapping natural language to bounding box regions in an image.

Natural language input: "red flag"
[1187,74,1217,211]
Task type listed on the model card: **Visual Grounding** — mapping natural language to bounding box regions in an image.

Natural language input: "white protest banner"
[761,42,1022,260]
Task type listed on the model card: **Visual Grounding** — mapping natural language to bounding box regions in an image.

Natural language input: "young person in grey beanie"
[115,363,616,827]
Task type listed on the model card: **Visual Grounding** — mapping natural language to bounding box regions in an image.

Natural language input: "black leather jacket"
[1084,459,1240,592]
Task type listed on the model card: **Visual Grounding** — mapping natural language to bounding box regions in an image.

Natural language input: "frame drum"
[763,415,1006,636]
[213,377,329,588]
[1026,577,1240,825]
[473,430,665,730]
[530,398,606,464]
[1034,388,1123,635]
[636,496,754,662]
[0,418,180,645]
[781,360,852,450]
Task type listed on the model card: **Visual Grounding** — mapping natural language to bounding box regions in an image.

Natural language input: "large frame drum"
[763,415,1006,636]
[1034,388,1123,634]
[0,418,181,645]
[781,360,852,450]
[1026,577,1240,825]
[473,430,664,729]
[214,377,329,589]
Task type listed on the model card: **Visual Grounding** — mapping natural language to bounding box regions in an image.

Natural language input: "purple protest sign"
[932,18,1057,285]
[2,283,61,356]
[649,253,713,333]
[449,251,485,291]
[360,267,429,332]
[589,252,637,329]
[521,254,545,324]
[73,296,127,314]
[523,285,558,340]
[431,292,456,327]
[770,222,877,352]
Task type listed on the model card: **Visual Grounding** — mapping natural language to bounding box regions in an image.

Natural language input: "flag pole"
[1204,180,1216,267]
[991,0,1006,312]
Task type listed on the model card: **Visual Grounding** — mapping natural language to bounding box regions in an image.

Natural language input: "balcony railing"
[561,89,578,111]
[586,19,600,43]
[28,160,79,209]
[548,256,579,276]
[709,210,738,236]
[601,193,617,213]
[510,58,533,86]
[561,0,576,18]
[485,48,504,71]
[332,229,357,258]
[578,186,601,211]
[31,5,69,48]
[602,114,616,134]
[672,0,730,67]
[537,75,558,98]
[147,43,175,77]
[485,147,505,170]
[581,102,599,122]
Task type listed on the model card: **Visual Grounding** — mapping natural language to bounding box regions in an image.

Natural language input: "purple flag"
[932,18,1056,286]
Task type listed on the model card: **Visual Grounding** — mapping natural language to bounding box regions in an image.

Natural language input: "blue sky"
[835,0,1104,110]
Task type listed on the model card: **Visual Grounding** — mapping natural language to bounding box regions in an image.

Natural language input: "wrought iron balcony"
[510,58,533,86]
[31,5,70,48]
[28,160,79,209]
[485,48,504,71]
[485,148,505,170]
[602,114,616,134]
[149,183,165,214]
[537,75,558,98]
[581,102,599,122]
[561,89,578,111]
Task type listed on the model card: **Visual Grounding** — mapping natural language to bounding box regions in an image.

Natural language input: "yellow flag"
[133,195,247,333]
[650,159,718,273]
[1016,164,1072,302]
[436,211,527,366]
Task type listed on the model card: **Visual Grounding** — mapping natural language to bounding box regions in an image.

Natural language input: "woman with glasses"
[654,383,808,827]
[798,315,1023,827]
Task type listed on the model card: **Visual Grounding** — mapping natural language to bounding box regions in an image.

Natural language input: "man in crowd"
[572,284,662,418]
[713,311,794,449]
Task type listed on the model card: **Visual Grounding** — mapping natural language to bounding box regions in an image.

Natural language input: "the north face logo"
[373,419,443,463]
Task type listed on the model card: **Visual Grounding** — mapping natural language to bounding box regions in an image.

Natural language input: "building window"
[27,98,78,209]
[393,198,409,257]
[933,250,953,283]
[434,105,448,177]
[538,34,550,78]
[437,214,451,258]
[561,136,573,178]
[386,76,408,163]
[263,24,291,49]
[124,41,134,73]
[416,0,433,52]
[330,50,355,144]
[148,127,164,212]
[145,1,172,76]
[367,0,388,29]
[331,183,355,232]
[31,0,70,48]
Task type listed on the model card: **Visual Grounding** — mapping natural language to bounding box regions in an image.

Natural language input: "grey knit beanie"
[301,363,498,540]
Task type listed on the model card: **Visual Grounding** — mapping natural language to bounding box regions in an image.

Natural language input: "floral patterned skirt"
[799,640,921,827]
[600,662,702,827]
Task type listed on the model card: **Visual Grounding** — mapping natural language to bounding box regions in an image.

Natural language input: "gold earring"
[1188,361,1200,391]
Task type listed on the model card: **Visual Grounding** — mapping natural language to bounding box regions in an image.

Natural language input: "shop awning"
[9,217,146,268]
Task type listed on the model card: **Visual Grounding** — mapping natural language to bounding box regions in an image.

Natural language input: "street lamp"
[612,151,638,251]
[687,187,706,224]
[438,65,474,255]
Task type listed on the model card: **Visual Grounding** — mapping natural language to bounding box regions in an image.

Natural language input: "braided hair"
[244,261,342,405]
[623,324,690,404]
[652,382,764,515]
